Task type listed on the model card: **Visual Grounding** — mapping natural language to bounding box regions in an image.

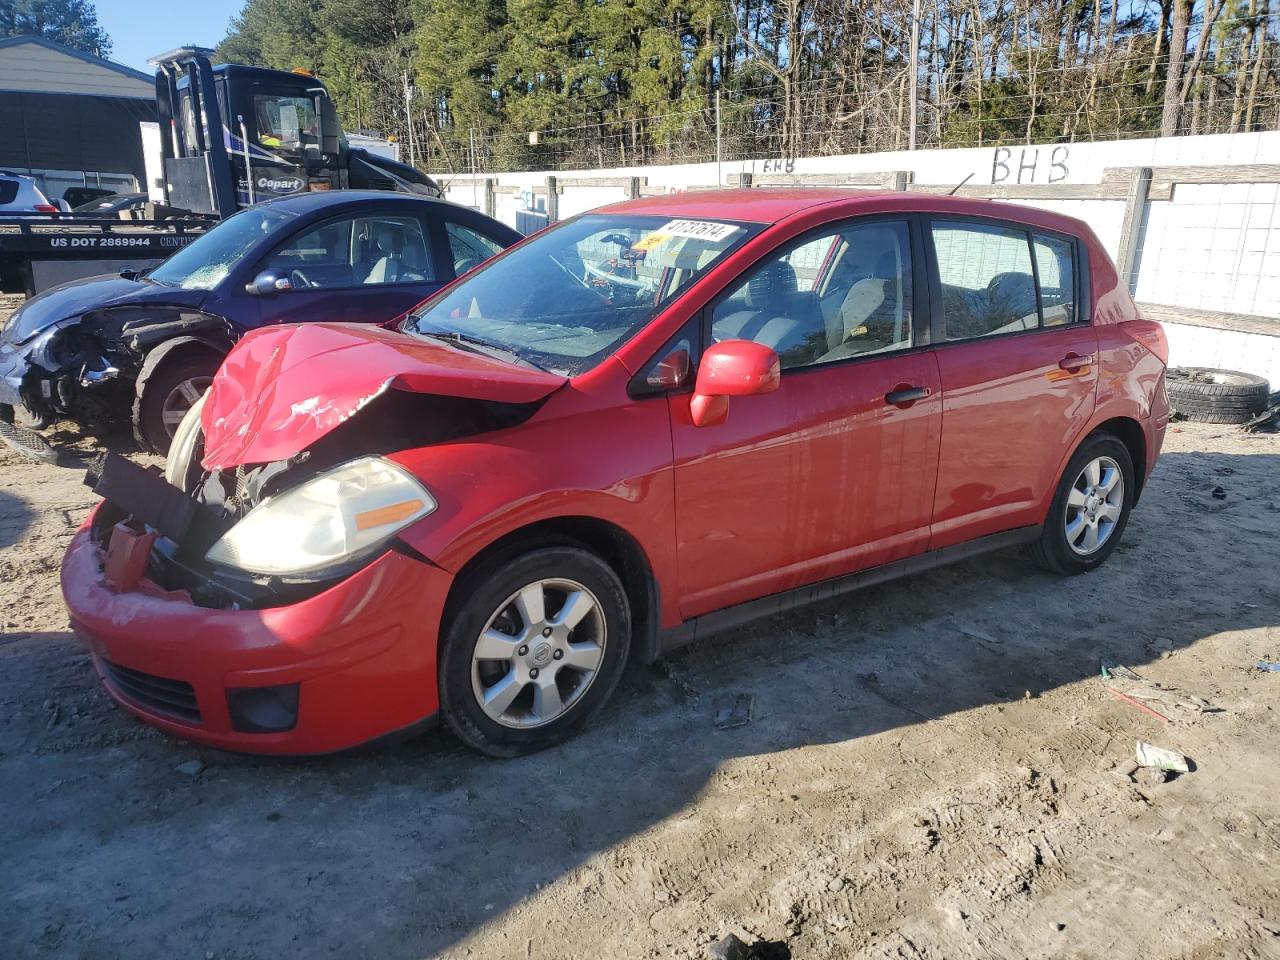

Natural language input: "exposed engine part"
[5,307,232,439]
[79,359,120,385]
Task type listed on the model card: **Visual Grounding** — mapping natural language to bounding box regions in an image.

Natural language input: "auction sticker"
[651,219,740,242]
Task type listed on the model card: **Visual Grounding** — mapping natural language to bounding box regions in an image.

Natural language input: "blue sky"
[94,0,245,73]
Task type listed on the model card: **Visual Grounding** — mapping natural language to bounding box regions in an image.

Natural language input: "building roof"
[0,35,152,99]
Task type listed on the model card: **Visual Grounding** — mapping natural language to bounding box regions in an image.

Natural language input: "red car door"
[668,218,943,619]
[926,220,1099,549]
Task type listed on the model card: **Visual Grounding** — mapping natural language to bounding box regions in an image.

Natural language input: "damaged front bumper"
[0,319,126,427]
[61,508,453,754]
[0,324,54,409]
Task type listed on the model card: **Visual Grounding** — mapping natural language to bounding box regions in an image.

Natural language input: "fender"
[134,335,229,399]
[389,385,682,630]
[1035,324,1170,520]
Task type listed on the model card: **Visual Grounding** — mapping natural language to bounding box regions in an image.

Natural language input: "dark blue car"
[0,191,520,453]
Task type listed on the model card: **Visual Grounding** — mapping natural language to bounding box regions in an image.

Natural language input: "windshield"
[255,94,318,154]
[147,205,296,290]
[406,214,758,375]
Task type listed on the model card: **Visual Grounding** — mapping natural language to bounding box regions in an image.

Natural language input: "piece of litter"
[1105,686,1171,723]
[175,759,205,778]
[1122,685,1216,713]
[1135,741,1190,774]
[1111,665,1143,683]
[713,693,753,729]
[1102,662,1215,713]
[1255,660,1280,673]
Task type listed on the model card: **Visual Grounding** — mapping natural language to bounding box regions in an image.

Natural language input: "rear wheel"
[133,353,218,455]
[438,546,631,757]
[1030,432,1135,575]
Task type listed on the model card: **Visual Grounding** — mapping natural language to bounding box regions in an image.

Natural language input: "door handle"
[885,385,931,406]
[1058,353,1095,372]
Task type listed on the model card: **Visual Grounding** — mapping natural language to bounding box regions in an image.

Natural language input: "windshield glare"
[148,206,295,290]
[408,214,757,375]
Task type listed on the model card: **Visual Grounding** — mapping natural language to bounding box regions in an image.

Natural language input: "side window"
[356,216,434,285]
[262,215,435,289]
[931,223,1038,340]
[710,221,913,371]
[445,221,504,276]
[1034,234,1077,326]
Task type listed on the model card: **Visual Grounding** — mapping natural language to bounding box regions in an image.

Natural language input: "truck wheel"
[134,354,218,455]
[1166,367,1270,424]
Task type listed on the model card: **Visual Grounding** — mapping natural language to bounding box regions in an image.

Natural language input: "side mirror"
[246,270,291,296]
[317,95,340,156]
[689,339,780,427]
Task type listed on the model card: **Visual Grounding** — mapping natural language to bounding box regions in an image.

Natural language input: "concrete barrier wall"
[441,131,1280,386]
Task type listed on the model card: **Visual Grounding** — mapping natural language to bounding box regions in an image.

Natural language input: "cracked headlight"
[205,457,436,577]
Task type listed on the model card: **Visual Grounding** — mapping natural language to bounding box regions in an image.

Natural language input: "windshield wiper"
[415,330,549,372]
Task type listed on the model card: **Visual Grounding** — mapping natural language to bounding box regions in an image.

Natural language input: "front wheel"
[438,546,631,757]
[1030,432,1135,575]
[133,353,218,455]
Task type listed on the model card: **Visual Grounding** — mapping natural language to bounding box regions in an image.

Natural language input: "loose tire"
[438,545,631,757]
[133,353,218,455]
[1031,432,1135,575]
[1166,367,1269,424]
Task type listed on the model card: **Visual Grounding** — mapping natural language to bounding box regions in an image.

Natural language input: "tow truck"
[0,47,441,297]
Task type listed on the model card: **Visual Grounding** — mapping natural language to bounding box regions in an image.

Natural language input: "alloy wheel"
[161,376,213,438]
[1064,455,1124,556]
[470,578,607,729]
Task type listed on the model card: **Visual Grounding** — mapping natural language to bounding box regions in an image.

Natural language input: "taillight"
[33,203,59,213]
[1120,319,1169,365]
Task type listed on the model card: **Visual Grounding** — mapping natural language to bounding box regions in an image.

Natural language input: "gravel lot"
[2,308,1278,958]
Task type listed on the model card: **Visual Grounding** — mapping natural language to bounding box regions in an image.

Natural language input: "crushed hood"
[2,274,208,344]
[200,322,567,469]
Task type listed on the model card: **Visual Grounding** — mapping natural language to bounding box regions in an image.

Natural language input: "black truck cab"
[152,49,440,218]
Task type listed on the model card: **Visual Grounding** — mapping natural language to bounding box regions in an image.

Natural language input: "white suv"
[0,173,62,215]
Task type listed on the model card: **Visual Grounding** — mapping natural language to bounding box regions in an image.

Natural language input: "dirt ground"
[2,326,1279,958]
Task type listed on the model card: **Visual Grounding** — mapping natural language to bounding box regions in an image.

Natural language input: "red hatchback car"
[61,189,1170,756]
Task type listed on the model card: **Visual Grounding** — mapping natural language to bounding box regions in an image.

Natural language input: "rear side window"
[0,179,17,204]
[931,223,1038,340]
[1034,234,1077,326]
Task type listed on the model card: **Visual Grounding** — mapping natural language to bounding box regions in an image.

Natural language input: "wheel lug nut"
[529,668,539,679]
[542,627,552,637]
[518,645,529,656]
[553,649,564,660]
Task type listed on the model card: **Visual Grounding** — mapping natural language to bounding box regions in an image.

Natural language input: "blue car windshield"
[148,206,296,291]
[406,214,759,375]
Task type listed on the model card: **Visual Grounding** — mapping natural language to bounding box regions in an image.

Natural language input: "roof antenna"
[948,173,975,196]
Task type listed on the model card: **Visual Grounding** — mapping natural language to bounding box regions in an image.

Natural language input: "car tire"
[1030,431,1136,576]
[438,545,631,757]
[1166,367,1270,424]
[133,353,218,455]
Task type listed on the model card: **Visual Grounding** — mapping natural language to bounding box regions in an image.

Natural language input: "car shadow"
[2,448,1277,958]
[0,489,34,549]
